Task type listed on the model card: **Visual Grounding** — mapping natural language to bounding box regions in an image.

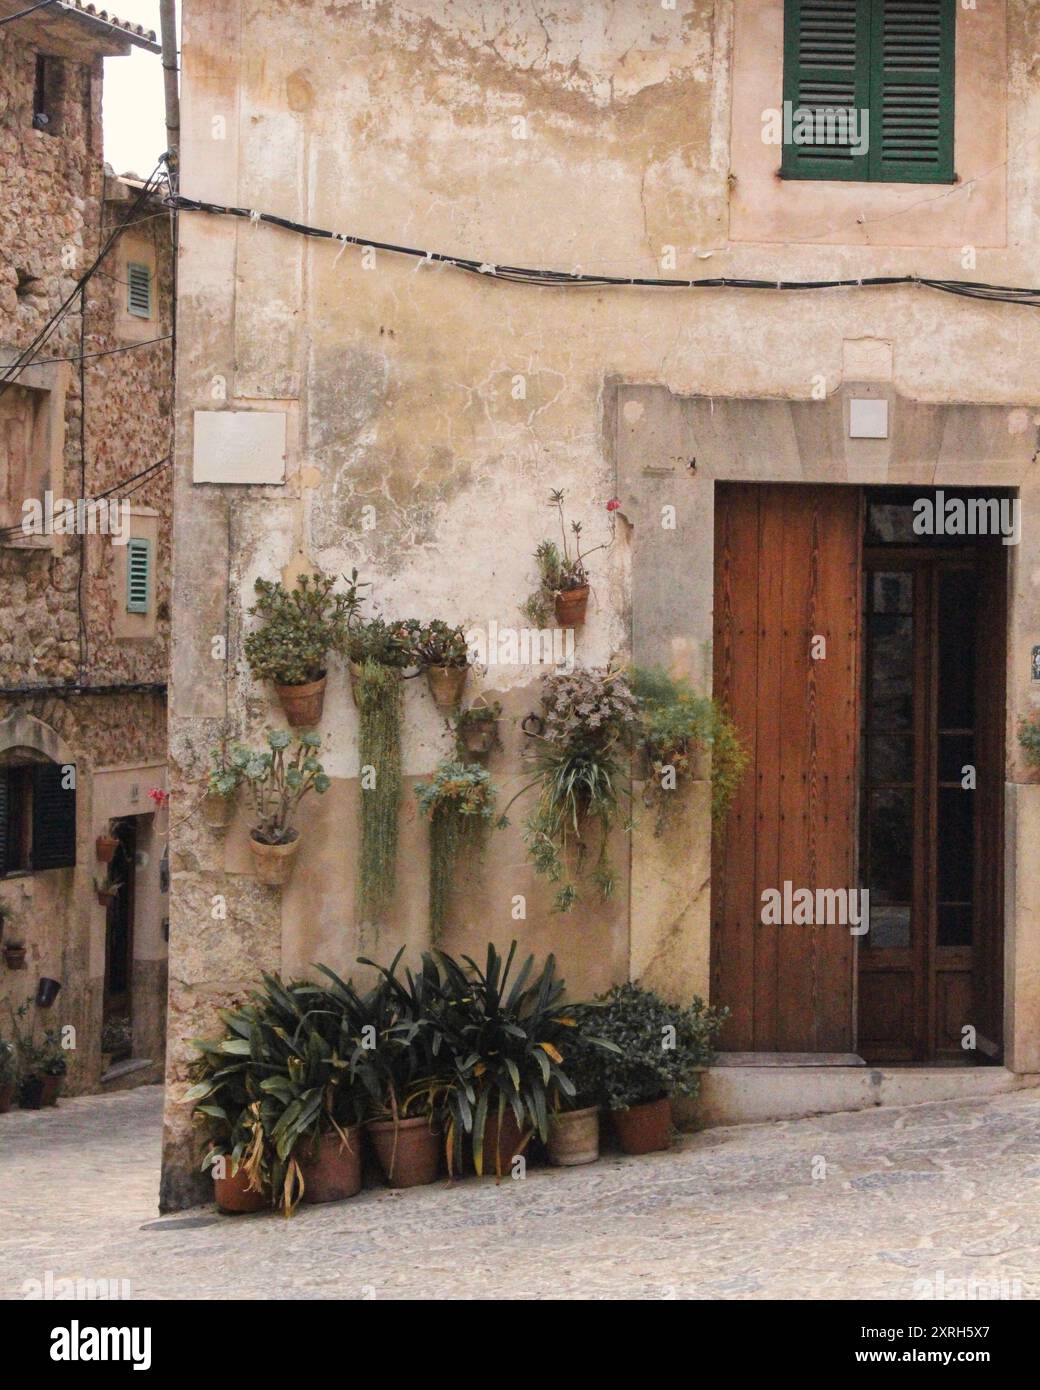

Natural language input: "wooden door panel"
[712,484,861,1053]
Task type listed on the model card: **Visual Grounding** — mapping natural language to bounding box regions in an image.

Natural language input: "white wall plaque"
[193,410,287,485]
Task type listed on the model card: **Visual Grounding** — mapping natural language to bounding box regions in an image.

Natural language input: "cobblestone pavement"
[2,1084,1039,1300]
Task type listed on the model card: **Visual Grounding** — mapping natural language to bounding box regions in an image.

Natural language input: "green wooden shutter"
[782,0,872,181]
[868,0,955,183]
[31,762,77,871]
[126,537,152,613]
[127,262,153,319]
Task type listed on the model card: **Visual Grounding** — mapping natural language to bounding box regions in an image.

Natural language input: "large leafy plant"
[244,572,363,686]
[629,666,749,833]
[414,760,497,939]
[235,730,330,844]
[581,982,728,1111]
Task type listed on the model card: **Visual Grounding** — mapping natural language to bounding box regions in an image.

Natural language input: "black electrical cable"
[0,455,171,542]
[21,335,172,367]
[0,0,59,26]
[169,193,1040,309]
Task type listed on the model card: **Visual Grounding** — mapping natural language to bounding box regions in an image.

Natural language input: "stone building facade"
[0,2,172,1095]
[164,0,1040,1206]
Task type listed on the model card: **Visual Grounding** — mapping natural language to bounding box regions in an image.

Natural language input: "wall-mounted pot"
[3,942,27,971]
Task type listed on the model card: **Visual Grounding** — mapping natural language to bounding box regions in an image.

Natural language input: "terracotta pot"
[298,1127,362,1204]
[41,1074,63,1107]
[96,891,116,908]
[0,1079,15,1114]
[460,719,498,756]
[213,1163,267,1215]
[367,1115,442,1188]
[275,673,327,728]
[611,1096,672,1155]
[3,944,27,970]
[478,1107,528,1177]
[95,834,119,863]
[554,585,589,627]
[426,664,469,712]
[248,831,301,887]
[548,1105,600,1167]
[201,790,237,831]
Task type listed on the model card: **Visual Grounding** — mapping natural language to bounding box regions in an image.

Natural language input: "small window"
[0,761,77,877]
[126,263,153,320]
[33,54,65,136]
[126,537,153,614]
[782,0,955,184]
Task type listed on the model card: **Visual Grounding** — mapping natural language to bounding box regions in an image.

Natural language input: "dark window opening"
[0,759,77,877]
[32,53,66,135]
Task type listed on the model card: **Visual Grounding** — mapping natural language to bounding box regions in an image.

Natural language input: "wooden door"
[711,484,861,1053]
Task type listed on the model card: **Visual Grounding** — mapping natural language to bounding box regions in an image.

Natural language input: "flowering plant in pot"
[413,620,471,712]
[522,489,614,628]
[324,952,452,1188]
[414,760,497,940]
[244,572,363,727]
[629,666,749,836]
[454,698,502,757]
[236,730,330,887]
[587,982,728,1155]
[501,667,639,912]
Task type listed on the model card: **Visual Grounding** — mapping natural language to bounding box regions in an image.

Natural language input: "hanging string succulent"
[356,659,404,924]
[414,761,497,940]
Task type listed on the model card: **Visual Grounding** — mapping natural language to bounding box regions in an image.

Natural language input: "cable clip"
[248,209,262,229]
[478,263,496,275]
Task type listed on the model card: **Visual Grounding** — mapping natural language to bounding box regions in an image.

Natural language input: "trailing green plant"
[579,982,728,1111]
[412,620,470,670]
[522,489,613,624]
[1018,712,1040,767]
[234,730,330,845]
[502,667,640,912]
[356,660,403,922]
[414,760,497,940]
[629,666,749,833]
[244,572,363,687]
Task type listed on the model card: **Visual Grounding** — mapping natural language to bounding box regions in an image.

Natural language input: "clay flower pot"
[554,584,589,627]
[548,1105,600,1167]
[213,1163,267,1215]
[95,834,119,863]
[201,789,237,832]
[610,1096,672,1155]
[274,673,327,728]
[426,664,469,713]
[96,889,117,908]
[297,1127,362,1204]
[460,718,498,756]
[3,943,27,970]
[367,1115,442,1188]
[478,1107,528,1177]
[248,831,301,887]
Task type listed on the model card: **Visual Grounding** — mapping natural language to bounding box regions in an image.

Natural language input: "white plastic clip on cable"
[333,233,351,267]
[248,209,262,229]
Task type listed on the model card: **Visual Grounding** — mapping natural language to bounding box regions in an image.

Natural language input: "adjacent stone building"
[164,0,1040,1206]
[0,1,172,1094]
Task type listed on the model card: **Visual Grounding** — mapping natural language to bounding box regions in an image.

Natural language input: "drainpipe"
[159,0,180,185]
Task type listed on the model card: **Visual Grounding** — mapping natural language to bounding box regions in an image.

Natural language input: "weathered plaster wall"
[165,0,1040,1204]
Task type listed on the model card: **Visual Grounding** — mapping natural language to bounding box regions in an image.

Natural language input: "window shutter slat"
[869,0,955,183]
[782,0,872,181]
[31,763,76,871]
[127,262,153,319]
[126,537,152,613]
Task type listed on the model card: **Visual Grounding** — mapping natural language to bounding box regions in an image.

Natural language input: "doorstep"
[676,1062,1040,1129]
[100,1058,162,1092]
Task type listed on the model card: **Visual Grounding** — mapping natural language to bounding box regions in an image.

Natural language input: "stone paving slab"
[1,1085,1039,1300]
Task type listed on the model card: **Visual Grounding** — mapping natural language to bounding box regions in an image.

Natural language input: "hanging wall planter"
[455,698,502,758]
[248,831,301,887]
[426,664,468,712]
[414,621,472,713]
[202,789,237,831]
[553,584,589,628]
[236,730,330,889]
[274,673,327,728]
[414,760,497,941]
[95,833,118,864]
[3,942,28,970]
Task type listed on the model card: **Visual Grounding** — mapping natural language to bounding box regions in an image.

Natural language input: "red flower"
[147,788,169,807]
[606,497,621,512]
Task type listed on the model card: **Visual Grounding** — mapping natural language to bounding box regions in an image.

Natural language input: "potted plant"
[630,666,749,834]
[235,730,330,887]
[345,614,418,705]
[244,572,362,727]
[523,489,614,628]
[3,940,27,970]
[0,1037,17,1113]
[326,953,449,1188]
[94,875,122,908]
[95,831,118,863]
[414,760,497,940]
[588,982,728,1155]
[414,620,471,712]
[11,1005,68,1109]
[201,742,248,831]
[547,1027,612,1167]
[454,698,502,757]
[186,1038,270,1215]
[500,666,640,912]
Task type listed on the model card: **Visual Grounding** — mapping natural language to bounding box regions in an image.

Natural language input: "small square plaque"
[849,398,889,440]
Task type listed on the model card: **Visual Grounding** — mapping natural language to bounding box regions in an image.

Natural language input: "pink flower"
[606,497,621,512]
[147,788,169,807]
